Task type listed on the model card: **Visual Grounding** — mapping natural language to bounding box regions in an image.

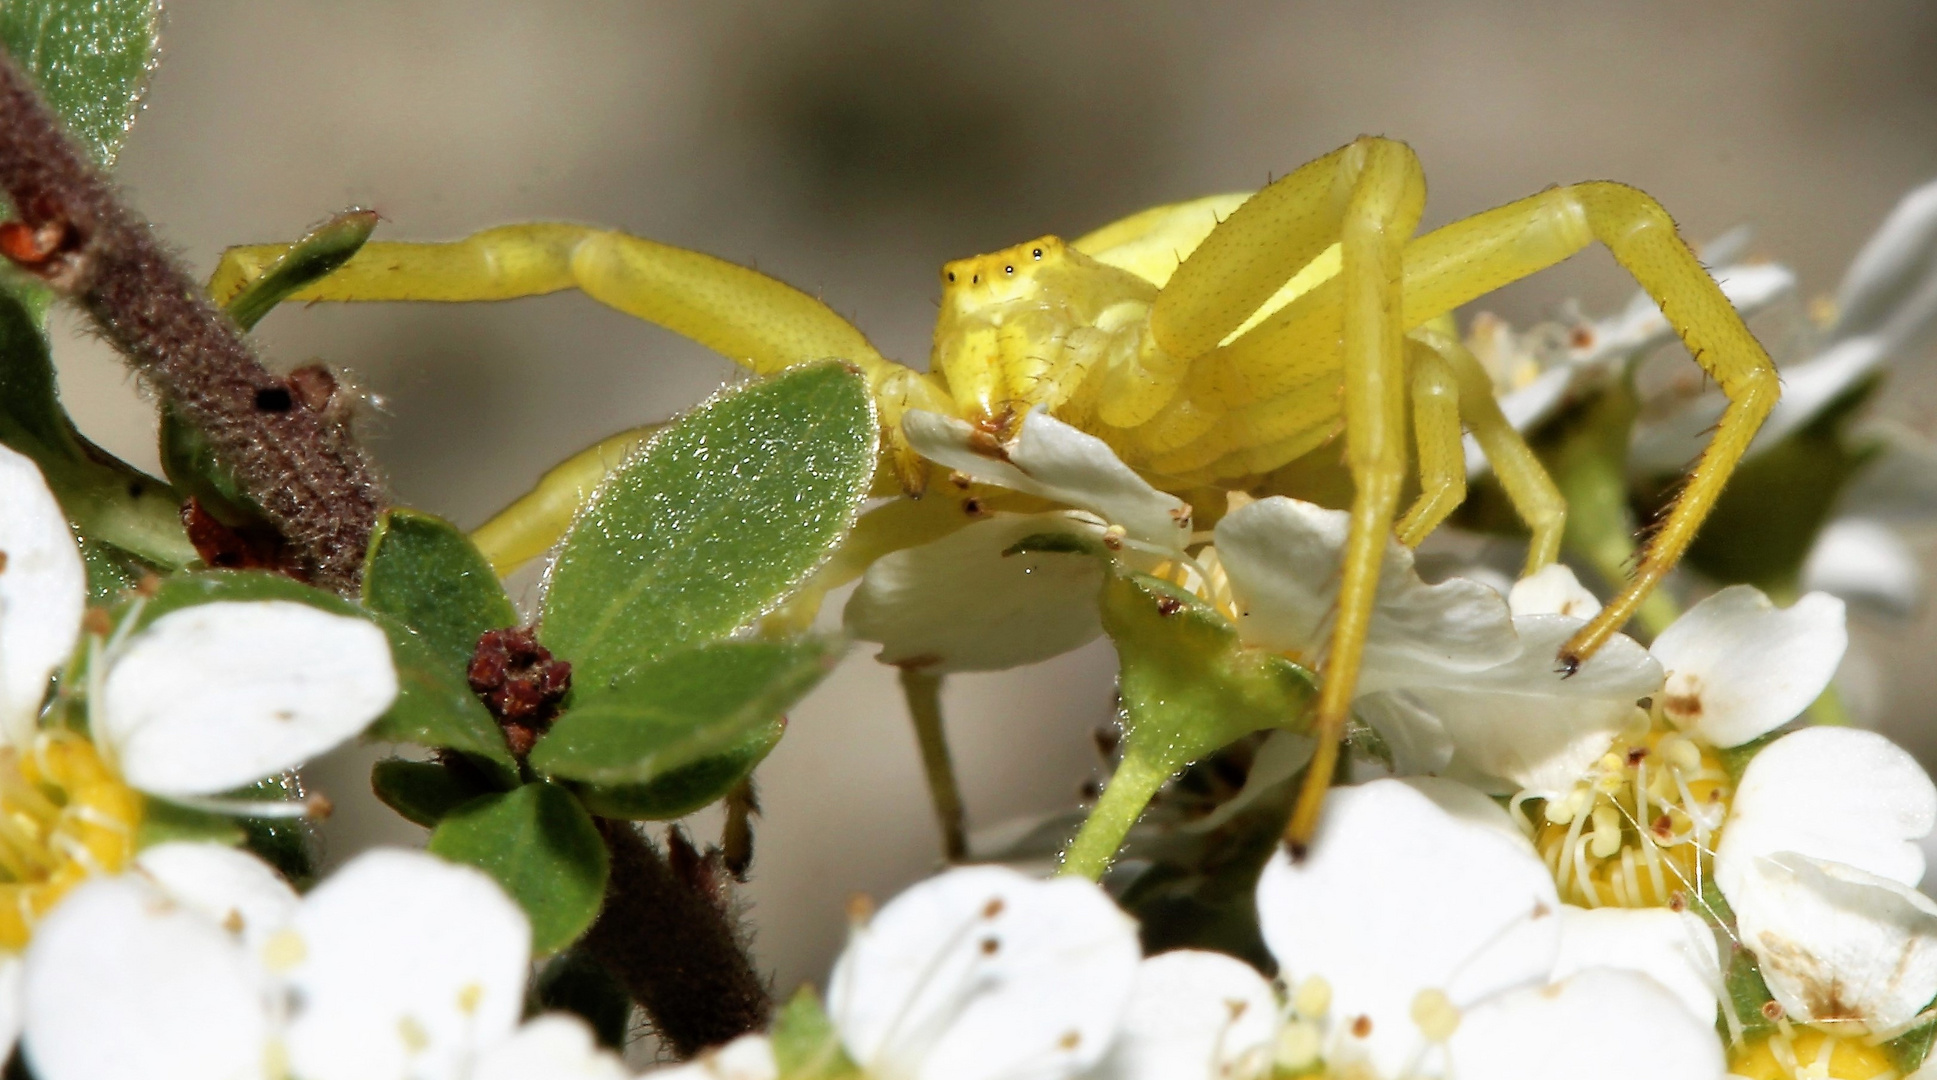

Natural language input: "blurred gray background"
[51,1,1937,997]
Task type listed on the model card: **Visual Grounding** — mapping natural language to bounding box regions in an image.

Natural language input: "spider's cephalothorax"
[930,234,1159,439]
[209,136,1779,853]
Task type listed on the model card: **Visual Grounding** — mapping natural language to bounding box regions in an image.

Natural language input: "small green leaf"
[531,950,632,1051]
[530,638,836,790]
[0,289,193,568]
[428,782,610,956]
[1103,572,1317,765]
[77,535,159,605]
[138,571,517,779]
[1889,1005,1937,1074]
[221,210,379,331]
[1723,946,1778,1042]
[541,362,875,692]
[570,744,780,823]
[234,771,319,887]
[363,509,518,671]
[771,987,861,1080]
[0,0,160,167]
[370,758,497,829]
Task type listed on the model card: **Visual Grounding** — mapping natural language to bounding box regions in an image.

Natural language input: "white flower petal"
[1717,728,1935,899]
[1256,780,1560,1077]
[845,514,1105,673]
[1351,693,1454,777]
[1083,950,1277,1080]
[901,410,1191,549]
[1215,498,1518,687]
[1832,177,1937,345]
[1447,968,1725,1080]
[1648,586,1847,747]
[1729,853,1937,1031]
[644,1034,777,1080]
[1802,517,1922,617]
[284,849,530,1080]
[1552,907,1719,1026]
[0,444,84,745]
[473,1015,630,1080]
[1506,564,1602,621]
[0,954,21,1068]
[99,600,399,797]
[1395,617,1660,796]
[827,864,1140,1080]
[1398,776,1536,851]
[136,842,299,950]
[23,875,269,1080]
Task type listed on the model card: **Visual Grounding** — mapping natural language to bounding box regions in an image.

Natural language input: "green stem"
[1058,750,1172,881]
[899,668,967,861]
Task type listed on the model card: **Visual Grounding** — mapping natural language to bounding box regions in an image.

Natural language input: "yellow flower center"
[1529,724,1730,908]
[1730,1026,1900,1079]
[0,732,142,948]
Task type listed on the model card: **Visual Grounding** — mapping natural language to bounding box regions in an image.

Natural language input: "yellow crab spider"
[210,137,1778,851]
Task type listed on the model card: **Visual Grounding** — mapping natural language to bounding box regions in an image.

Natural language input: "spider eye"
[972,274,980,283]
[1004,265,1014,275]
[1032,248,1043,259]
[946,271,956,282]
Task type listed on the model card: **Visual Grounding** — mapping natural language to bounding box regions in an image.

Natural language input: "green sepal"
[771,987,862,1080]
[78,534,160,605]
[427,782,610,956]
[1102,571,1317,766]
[530,949,632,1051]
[134,571,517,780]
[531,638,837,819]
[363,508,518,672]
[370,757,499,829]
[1721,945,1778,1042]
[135,797,245,850]
[541,362,875,692]
[159,405,260,528]
[221,210,378,331]
[0,288,193,568]
[1889,1003,1937,1074]
[0,0,160,168]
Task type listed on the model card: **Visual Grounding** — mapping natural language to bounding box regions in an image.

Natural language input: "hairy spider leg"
[1393,183,1779,668]
[1146,137,1428,852]
[1394,340,1465,548]
[1407,320,1567,573]
[208,224,953,491]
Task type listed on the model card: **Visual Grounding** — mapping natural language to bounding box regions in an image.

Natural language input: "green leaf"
[370,758,497,829]
[427,782,610,956]
[1723,945,1778,1042]
[771,987,861,1080]
[0,288,193,568]
[77,534,159,604]
[1889,1004,1937,1074]
[363,509,518,672]
[136,797,245,850]
[138,571,517,779]
[0,0,160,167]
[221,210,378,332]
[541,362,875,692]
[530,638,835,797]
[1102,571,1317,766]
[136,772,319,887]
[531,949,632,1051]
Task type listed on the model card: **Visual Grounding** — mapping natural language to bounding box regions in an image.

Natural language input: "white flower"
[846,409,1191,673]
[1214,502,1661,795]
[826,863,1143,1080]
[0,441,399,800]
[1086,779,1723,1079]
[21,844,625,1080]
[1714,728,1937,1032]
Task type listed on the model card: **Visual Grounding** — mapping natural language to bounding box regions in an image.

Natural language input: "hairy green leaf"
[541,362,874,692]
[428,782,610,956]
[363,509,517,672]
[0,0,159,167]
[370,758,497,829]
[531,638,835,817]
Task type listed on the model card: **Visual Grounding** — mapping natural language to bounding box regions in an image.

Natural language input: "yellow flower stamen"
[0,731,142,948]
[1730,1026,1899,1079]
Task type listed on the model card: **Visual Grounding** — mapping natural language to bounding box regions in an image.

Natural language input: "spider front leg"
[1393,340,1465,548]
[209,224,952,492]
[1400,182,1780,669]
[1286,140,1428,853]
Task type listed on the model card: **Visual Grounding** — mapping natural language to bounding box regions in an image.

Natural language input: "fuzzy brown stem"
[582,819,770,1057]
[0,54,384,591]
